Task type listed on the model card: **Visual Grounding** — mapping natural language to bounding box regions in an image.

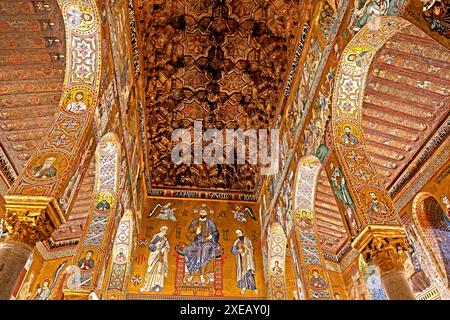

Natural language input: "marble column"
[0,241,32,300]
[363,235,416,300]
[379,267,415,300]
[0,203,56,300]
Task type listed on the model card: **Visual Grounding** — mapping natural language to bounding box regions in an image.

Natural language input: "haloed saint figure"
[78,250,95,270]
[184,209,220,284]
[33,157,57,179]
[66,91,87,113]
[33,279,51,300]
[96,195,111,211]
[232,229,259,295]
[140,226,170,293]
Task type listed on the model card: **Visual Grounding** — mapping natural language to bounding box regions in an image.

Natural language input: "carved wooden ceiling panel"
[363,24,449,190]
[137,0,301,195]
[315,170,348,258]
[0,0,66,185]
[51,157,94,246]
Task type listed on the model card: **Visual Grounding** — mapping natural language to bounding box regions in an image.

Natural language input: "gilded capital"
[4,208,53,247]
[362,236,410,273]
[352,225,411,273]
[3,195,66,247]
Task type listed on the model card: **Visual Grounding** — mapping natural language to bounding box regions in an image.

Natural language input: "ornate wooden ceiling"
[137,0,302,196]
[50,158,95,246]
[0,0,66,187]
[0,0,91,247]
[315,170,349,259]
[363,24,450,190]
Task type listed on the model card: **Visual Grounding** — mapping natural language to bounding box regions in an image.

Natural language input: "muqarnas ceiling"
[137,0,301,195]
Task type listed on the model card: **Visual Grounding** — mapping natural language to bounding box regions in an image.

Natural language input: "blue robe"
[184,218,220,276]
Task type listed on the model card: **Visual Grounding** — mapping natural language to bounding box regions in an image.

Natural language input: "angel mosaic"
[32,261,66,300]
[147,203,177,221]
[232,205,256,223]
[350,0,403,32]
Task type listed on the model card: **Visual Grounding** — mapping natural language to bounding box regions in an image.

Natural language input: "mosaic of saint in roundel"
[26,152,69,181]
[306,265,328,291]
[336,121,362,146]
[64,2,99,35]
[62,88,94,114]
[362,189,398,223]
[95,192,115,211]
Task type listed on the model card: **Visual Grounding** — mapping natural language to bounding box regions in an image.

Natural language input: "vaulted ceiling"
[363,24,450,191]
[137,0,302,196]
[0,0,66,187]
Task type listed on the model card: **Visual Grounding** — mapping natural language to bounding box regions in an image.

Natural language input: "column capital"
[352,225,411,272]
[3,195,65,247]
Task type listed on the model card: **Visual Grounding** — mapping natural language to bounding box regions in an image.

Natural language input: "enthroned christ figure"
[183,208,220,284]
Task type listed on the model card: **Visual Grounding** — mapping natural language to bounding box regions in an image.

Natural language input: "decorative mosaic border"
[9,0,102,199]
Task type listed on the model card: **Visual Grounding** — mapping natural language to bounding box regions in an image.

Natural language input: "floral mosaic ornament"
[64,133,121,297]
[292,156,333,299]
[103,209,134,299]
[267,223,287,300]
[332,16,410,226]
[8,0,102,199]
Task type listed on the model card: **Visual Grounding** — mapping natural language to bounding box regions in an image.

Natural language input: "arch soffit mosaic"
[0,0,67,187]
[5,0,102,211]
[332,16,424,227]
[292,155,333,299]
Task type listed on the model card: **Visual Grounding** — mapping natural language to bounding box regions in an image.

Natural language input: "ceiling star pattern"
[137,0,300,194]
[362,24,450,189]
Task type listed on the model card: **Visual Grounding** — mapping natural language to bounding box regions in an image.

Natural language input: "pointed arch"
[291,155,333,299]
[412,192,450,288]
[405,222,450,299]
[267,222,287,300]
[63,132,122,299]
[7,0,103,203]
[102,209,135,300]
[331,16,411,228]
